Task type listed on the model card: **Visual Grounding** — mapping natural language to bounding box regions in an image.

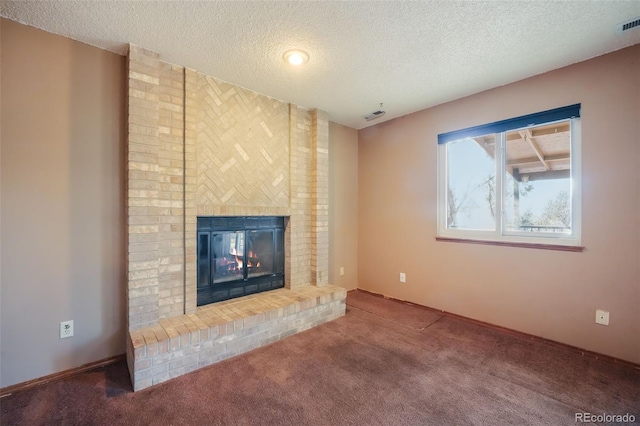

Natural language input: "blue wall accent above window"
[437,104,581,144]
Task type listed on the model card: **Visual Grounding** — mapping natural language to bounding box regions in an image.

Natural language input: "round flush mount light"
[283,49,309,66]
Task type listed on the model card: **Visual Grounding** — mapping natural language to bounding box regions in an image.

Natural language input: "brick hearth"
[127,285,345,390]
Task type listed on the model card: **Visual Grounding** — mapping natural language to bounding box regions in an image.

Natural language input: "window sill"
[435,237,584,252]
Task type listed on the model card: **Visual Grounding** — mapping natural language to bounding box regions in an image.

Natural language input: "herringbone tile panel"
[196,75,289,208]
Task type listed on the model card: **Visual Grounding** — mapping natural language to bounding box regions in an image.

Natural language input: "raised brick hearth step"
[126,285,346,391]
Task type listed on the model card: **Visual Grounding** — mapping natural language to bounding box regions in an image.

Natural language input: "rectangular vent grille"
[617,17,640,33]
[365,110,386,121]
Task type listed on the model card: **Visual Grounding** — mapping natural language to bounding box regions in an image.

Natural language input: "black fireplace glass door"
[197,232,210,289]
[247,230,275,279]
[275,229,284,275]
[212,231,245,284]
[197,216,285,306]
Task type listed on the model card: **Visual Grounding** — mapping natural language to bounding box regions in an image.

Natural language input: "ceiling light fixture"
[283,49,309,66]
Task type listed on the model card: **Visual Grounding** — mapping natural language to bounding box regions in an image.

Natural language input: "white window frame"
[437,118,582,248]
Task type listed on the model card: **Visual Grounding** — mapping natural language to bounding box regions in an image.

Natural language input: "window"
[437,105,582,248]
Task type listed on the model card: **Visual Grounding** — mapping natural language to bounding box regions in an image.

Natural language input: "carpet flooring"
[1,290,639,425]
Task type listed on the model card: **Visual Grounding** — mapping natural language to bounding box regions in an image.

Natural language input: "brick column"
[157,61,186,318]
[127,45,161,330]
[311,109,329,286]
[184,68,198,313]
[287,104,306,289]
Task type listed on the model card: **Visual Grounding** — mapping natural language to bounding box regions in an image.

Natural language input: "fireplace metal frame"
[196,216,285,306]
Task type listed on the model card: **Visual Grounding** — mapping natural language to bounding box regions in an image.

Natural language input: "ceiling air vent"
[365,103,386,121]
[617,17,640,34]
[365,110,386,121]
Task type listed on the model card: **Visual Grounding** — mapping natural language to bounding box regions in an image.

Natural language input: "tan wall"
[0,19,127,387]
[0,18,3,387]
[358,45,640,363]
[329,123,358,290]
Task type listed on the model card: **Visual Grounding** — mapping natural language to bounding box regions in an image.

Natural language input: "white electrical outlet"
[60,320,74,338]
[595,309,609,326]
[339,267,345,276]
[400,272,406,283]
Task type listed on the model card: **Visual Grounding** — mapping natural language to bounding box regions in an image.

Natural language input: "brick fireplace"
[125,45,346,391]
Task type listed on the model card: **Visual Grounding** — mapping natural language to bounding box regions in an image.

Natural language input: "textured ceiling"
[2,1,639,129]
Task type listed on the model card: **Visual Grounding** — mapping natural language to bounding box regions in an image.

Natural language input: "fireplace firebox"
[197,217,285,306]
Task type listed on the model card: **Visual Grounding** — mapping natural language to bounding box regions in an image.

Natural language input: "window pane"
[503,121,571,234]
[446,135,496,231]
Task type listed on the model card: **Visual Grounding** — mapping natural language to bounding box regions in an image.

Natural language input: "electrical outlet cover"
[60,320,74,338]
[595,309,609,326]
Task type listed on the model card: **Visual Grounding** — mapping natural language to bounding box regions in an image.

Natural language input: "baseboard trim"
[0,354,126,397]
[354,289,640,371]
